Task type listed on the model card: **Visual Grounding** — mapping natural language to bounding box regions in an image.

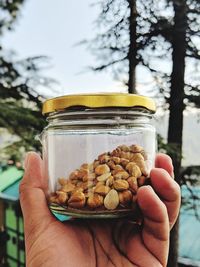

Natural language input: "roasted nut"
[107,161,116,169]
[62,182,75,193]
[68,191,86,208]
[127,176,138,193]
[79,181,94,190]
[104,189,119,210]
[49,194,59,204]
[94,184,110,196]
[97,172,111,182]
[82,172,96,182]
[58,178,68,186]
[77,169,89,179]
[81,163,90,170]
[95,164,110,175]
[114,170,129,180]
[119,190,132,205]
[131,153,144,162]
[137,176,146,187]
[130,145,143,153]
[112,157,121,164]
[87,194,104,208]
[112,164,124,174]
[93,160,100,168]
[56,191,68,204]
[69,170,79,180]
[126,162,142,178]
[113,179,129,191]
[118,145,130,152]
[120,158,129,167]
[98,153,110,163]
[106,176,114,187]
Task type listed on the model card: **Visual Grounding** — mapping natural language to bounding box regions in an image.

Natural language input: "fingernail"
[24,153,31,170]
[172,172,175,179]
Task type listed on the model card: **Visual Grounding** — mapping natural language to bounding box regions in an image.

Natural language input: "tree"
[88,0,200,266]
[0,0,51,162]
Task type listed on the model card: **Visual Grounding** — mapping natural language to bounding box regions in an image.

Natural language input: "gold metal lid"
[42,93,156,114]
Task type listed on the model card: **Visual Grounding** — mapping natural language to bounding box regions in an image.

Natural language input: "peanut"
[95,164,110,175]
[56,191,68,204]
[87,194,104,208]
[97,172,111,182]
[94,184,110,196]
[127,177,138,193]
[114,170,129,180]
[68,191,86,208]
[137,176,146,187]
[62,182,75,193]
[119,190,132,205]
[113,179,129,191]
[126,162,142,178]
[104,189,119,210]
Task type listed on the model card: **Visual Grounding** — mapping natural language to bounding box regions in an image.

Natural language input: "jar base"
[49,204,140,219]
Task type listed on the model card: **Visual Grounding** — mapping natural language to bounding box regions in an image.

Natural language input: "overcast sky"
[2,0,129,97]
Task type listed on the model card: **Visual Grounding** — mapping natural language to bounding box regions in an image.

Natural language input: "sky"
[2,0,128,97]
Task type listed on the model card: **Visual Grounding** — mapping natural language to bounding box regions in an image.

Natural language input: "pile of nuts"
[49,144,149,212]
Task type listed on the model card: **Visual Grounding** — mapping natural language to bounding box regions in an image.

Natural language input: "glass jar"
[41,94,156,219]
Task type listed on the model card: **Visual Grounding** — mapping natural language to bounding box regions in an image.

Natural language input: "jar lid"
[42,93,156,114]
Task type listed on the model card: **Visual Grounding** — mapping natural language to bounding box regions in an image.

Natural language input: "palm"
[26,217,165,267]
[20,153,180,267]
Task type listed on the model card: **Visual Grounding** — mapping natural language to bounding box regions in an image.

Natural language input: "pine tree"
[88,0,200,266]
[0,0,50,162]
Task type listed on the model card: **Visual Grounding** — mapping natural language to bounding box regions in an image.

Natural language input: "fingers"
[152,154,181,228]
[155,153,174,177]
[137,186,169,266]
[19,152,55,236]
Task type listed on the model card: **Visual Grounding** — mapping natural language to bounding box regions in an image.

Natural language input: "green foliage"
[0,0,49,162]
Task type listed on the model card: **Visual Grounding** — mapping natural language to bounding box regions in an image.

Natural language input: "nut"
[95,164,110,175]
[68,191,86,208]
[119,190,132,205]
[104,189,119,210]
[114,170,129,180]
[56,191,68,204]
[98,153,110,163]
[69,170,79,180]
[137,176,146,187]
[112,164,124,174]
[94,184,110,196]
[127,177,138,193]
[107,161,116,170]
[79,181,94,190]
[87,194,104,208]
[77,169,89,179]
[49,194,59,204]
[58,178,68,186]
[113,179,129,191]
[112,157,121,164]
[106,176,114,187]
[62,182,75,193]
[97,172,111,182]
[82,172,96,182]
[130,145,143,153]
[118,145,130,152]
[120,158,129,167]
[93,160,100,168]
[126,162,142,178]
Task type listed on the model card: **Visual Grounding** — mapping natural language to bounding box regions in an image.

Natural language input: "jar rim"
[42,93,156,115]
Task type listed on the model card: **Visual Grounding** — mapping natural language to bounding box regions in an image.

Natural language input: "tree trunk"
[127,0,137,94]
[167,0,187,266]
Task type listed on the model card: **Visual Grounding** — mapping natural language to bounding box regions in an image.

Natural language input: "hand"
[19,152,180,267]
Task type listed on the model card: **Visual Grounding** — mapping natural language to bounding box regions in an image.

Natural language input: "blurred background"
[0,0,199,266]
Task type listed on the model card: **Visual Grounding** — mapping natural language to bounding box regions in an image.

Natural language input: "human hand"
[19,152,180,267]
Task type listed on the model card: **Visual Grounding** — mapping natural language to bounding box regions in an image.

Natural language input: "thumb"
[19,152,55,236]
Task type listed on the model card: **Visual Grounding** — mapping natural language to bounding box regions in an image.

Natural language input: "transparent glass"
[41,107,156,219]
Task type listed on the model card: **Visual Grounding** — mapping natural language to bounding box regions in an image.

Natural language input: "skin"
[19,152,181,267]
